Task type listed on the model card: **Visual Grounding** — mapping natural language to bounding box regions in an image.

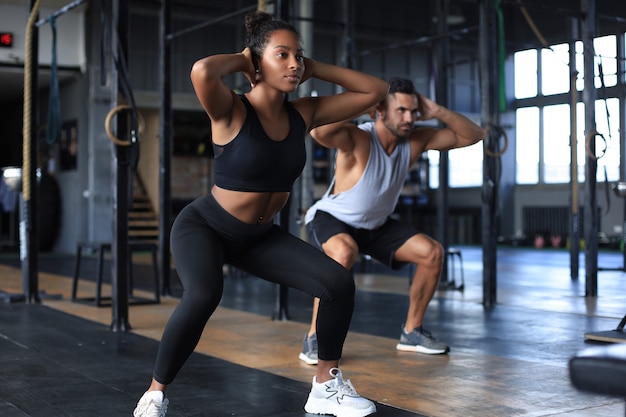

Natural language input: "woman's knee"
[180,288,222,318]
[324,266,355,302]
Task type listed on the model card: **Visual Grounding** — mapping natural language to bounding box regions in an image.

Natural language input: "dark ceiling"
[0,0,625,107]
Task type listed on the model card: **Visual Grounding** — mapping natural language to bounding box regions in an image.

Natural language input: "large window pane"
[575,35,617,91]
[516,107,539,184]
[543,104,571,183]
[541,43,570,95]
[594,35,617,88]
[428,150,439,189]
[449,142,483,187]
[514,49,537,99]
[575,41,585,91]
[575,102,586,182]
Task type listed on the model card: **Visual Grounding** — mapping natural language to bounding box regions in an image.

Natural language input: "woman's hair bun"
[245,11,273,34]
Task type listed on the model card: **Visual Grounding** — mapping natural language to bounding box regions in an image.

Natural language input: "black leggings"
[153,194,355,385]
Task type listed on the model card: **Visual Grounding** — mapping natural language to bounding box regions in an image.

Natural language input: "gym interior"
[1,1,626,416]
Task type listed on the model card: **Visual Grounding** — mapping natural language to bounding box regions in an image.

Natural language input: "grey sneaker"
[133,391,169,417]
[298,332,318,365]
[304,367,376,417]
[396,325,450,354]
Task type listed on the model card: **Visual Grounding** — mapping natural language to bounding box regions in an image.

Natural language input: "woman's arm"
[299,59,388,130]
[190,48,256,124]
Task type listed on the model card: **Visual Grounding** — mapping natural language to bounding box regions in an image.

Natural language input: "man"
[299,77,485,365]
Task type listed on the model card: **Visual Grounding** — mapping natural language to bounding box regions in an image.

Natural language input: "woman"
[133,11,388,417]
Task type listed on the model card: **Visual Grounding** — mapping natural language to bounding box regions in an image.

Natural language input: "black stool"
[72,241,160,306]
[439,248,464,291]
[447,248,465,290]
[569,344,626,416]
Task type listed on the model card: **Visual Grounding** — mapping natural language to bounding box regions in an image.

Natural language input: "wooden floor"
[1,246,625,416]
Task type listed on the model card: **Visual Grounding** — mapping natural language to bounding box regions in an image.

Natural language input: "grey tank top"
[305,122,411,229]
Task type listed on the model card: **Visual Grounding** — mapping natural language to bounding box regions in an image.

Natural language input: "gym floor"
[0,245,624,416]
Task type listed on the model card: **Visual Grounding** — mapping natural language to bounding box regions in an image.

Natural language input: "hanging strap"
[46,16,62,145]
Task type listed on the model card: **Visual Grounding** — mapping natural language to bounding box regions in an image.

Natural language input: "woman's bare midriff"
[211,185,290,225]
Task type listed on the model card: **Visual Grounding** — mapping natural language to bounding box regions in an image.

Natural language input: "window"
[513,34,621,185]
[514,49,538,99]
[516,107,539,184]
[541,43,570,96]
[449,142,484,187]
[543,104,571,183]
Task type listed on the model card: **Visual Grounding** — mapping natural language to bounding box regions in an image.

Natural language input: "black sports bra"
[212,95,307,192]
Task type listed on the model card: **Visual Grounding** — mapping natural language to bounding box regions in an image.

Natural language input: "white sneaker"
[133,391,169,417]
[304,368,376,417]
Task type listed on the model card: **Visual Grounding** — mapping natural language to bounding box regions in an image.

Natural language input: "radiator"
[522,206,584,238]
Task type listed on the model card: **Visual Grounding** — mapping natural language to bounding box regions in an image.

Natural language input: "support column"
[159,0,172,296]
[110,0,131,331]
[433,0,451,286]
[569,19,580,279]
[479,0,501,306]
[581,0,598,297]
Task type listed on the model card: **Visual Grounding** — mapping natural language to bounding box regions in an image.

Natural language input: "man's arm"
[416,94,486,151]
[310,117,365,152]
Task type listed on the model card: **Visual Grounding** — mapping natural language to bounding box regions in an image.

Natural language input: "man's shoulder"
[357,121,375,132]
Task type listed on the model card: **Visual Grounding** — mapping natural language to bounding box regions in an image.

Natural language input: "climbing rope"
[23,0,42,202]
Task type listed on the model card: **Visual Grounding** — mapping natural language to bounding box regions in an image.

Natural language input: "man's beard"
[382,116,411,141]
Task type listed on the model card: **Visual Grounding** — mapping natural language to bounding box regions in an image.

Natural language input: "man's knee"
[322,237,359,268]
[431,241,444,266]
[416,239,443,270]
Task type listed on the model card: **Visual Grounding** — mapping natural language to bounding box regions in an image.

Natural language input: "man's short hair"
[388,77,417,95]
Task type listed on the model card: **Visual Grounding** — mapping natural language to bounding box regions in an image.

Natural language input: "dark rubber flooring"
[0,302,423,417]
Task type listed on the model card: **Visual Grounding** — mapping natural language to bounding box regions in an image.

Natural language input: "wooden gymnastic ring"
[585,130,607,160]
[105,104,144,146]
[484,125,509,158]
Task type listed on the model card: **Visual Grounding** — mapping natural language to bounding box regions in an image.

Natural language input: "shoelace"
[419,326,433,337]
[329,368,359,397]
[136,399,168,417]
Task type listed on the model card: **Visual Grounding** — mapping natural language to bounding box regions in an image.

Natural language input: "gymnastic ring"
[483,125,509,158]
[105,104,144,146]
[585,130,607,160]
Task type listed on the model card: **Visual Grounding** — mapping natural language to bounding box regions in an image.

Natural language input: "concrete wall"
[0,3,86,68]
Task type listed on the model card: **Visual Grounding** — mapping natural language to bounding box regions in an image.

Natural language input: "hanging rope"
[514,0,570,68]
[515,0,548,46]
[597,58,613,140]
[23,0,42,202]
[46,16,62,145]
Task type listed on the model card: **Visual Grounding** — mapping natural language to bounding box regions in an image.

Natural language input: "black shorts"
[306,210,419,270]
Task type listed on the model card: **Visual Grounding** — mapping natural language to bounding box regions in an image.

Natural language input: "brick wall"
[172,156,212,199]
